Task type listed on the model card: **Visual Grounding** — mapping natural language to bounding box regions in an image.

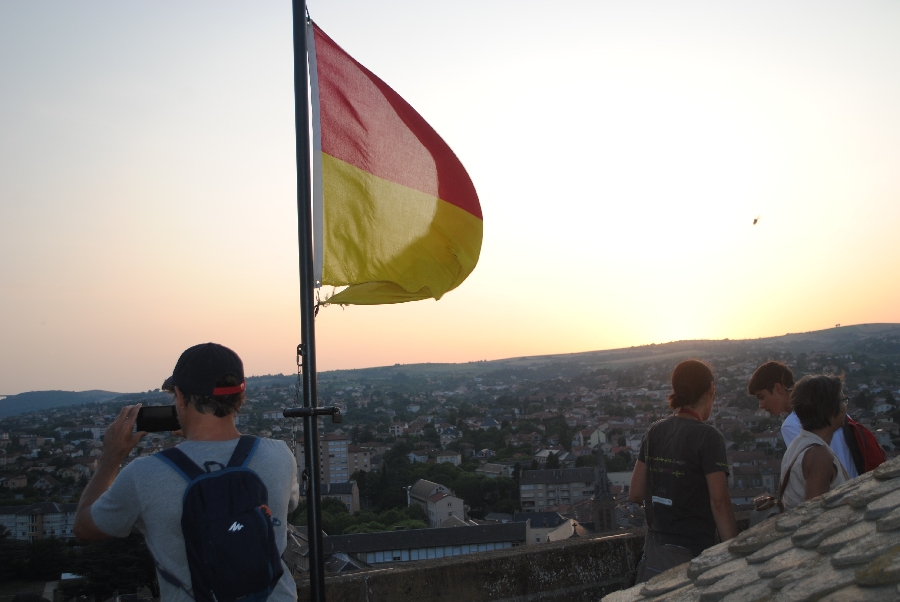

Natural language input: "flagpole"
[290,0,327,599]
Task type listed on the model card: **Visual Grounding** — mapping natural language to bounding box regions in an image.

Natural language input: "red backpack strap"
[844,416,886,473]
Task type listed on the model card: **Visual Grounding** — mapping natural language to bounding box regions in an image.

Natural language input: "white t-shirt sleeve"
[830,426,859,479]
[91,460,143,538]
[781,412,801,449]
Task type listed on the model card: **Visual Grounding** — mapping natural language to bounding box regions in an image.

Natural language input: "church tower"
[591,449,616,533]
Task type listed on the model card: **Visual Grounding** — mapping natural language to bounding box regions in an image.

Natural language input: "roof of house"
[0,502,77,516]
[322,482,356,495]
[409,478,445,502]
[513,511,566,529]
[603,454,900,602]
[438,516,477,528]
[521,468,595,486]
[476,463,505,473]
[324,522,527,554]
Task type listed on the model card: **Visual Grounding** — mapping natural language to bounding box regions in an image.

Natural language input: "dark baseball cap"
[162,343,246,396]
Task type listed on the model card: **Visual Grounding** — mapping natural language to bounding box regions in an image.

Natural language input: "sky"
[2,1,900,395]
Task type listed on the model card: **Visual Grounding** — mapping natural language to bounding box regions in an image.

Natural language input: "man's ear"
[773,383,786,397]
[174,387,188,410]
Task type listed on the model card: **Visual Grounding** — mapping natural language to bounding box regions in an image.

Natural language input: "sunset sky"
[2,1,900,395]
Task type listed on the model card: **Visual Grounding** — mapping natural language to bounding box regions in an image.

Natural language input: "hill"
[3,323,899,418]
[0,390,123,418]
[319,323,900,380]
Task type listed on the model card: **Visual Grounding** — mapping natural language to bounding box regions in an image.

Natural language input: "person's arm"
[706,471,738,541]
[801,445,837,501]
[629,460,647,504]
[73,404,146,542]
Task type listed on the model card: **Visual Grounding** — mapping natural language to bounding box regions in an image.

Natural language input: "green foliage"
[0,529,26,581]
[545,452,560,469]
[61,532,158,600]
[606,455,628,471]
[575,454,597,468]
[290,498,429,535]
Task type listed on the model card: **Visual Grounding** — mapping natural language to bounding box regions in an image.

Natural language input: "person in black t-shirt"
[629,359,737,582]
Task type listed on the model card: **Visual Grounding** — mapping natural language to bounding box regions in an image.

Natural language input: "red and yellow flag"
[308,23,482,305]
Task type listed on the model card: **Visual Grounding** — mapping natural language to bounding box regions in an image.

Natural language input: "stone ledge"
[297,532,644,602]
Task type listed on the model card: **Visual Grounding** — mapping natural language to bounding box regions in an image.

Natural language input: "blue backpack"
[156,435,284,602]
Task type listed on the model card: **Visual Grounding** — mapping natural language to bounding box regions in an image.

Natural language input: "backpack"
[843,415,887,475]
[156,435,283,602]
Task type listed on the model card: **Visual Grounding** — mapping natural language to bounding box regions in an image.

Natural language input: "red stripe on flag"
[313,24,482,220]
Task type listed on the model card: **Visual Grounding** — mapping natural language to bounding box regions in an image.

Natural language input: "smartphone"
[136,405,181,433]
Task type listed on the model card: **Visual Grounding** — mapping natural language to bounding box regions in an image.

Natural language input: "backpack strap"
[156,561,194,599]
[227,435,260,468]
[157,448,205,482]
[842,417,866,476]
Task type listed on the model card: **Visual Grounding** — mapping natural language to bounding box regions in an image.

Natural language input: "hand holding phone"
[136,405,181,433]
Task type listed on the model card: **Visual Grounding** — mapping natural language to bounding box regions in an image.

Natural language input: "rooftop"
[605,453,900,602]
[323,522,526,554]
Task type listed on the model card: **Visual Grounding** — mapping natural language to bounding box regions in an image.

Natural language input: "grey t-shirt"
[92,437,299,602]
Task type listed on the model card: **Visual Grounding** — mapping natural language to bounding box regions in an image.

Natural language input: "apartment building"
[348,445,374,474]
[295,434,350,484]
[0,502,78,541]
[519,468,595,512]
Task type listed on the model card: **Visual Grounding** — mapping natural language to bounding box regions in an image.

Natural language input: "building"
[513,512,568,544]
[314,481,360,513]
[389,422,407,437]
[0,502,78,541]
[519,467,595,512]
[475,463,507,478]
[3,475,27,489]
[322,522,526,567]
[436,451,461,466]
[348,445,373,474]
[33,474,60,492]
[295,434,350,484]
[591,452,616,533]
[408,479,467,528]
[407,451,428,464]
[439,427,459,448]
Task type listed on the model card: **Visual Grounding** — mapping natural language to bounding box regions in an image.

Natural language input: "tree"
[575,454,597,468]
[0,526,25,582]
[22,538,68,581]
[545,453,560,470]
[61,532,158,600]
[606,455,627,471]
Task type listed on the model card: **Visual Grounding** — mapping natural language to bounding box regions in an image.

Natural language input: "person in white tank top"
[780,374,850,511]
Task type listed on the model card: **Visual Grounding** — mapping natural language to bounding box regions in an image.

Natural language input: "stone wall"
[297,532,644,602]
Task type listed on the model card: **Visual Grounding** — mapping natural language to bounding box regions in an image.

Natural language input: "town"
[2,326,900,596]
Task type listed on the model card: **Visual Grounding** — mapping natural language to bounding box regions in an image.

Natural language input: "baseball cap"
[162,343,246,396]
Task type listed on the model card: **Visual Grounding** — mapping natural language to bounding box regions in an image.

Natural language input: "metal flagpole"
[286,1,327,599]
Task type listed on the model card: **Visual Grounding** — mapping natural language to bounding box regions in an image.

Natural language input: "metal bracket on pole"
[283,406,343,423]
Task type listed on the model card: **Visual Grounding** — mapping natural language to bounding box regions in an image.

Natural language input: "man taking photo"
[74,343,299,602]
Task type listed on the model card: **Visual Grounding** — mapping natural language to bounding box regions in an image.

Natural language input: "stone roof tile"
[639,565,690,597]
[601,453,900,602]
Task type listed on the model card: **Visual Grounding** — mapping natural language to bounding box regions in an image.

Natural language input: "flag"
[307,22,482,305]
